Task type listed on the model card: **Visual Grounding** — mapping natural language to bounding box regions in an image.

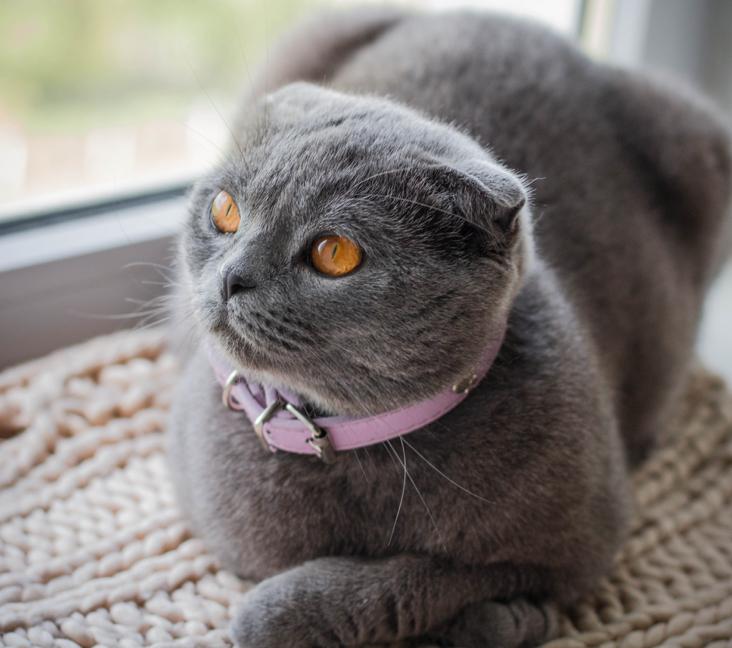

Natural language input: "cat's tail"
[245,7,408,98]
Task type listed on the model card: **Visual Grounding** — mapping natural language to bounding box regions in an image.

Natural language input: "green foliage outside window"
[0,0,319,133]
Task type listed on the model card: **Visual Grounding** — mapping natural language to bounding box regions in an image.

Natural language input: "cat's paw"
[435,598,559,648]
[230,568,339,648]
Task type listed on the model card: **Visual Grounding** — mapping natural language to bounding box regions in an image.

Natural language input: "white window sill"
[0,192,187,369]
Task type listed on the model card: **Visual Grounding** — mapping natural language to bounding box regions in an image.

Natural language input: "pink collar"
[207,334,504,463]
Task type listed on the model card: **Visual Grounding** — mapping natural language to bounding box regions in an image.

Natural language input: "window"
[2,0,729,384]
[0,0,581,225]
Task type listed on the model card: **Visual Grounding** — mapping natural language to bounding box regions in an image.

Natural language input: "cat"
[167,8,731,647]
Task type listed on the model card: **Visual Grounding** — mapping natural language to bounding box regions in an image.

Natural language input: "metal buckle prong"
[222,370,240,408]
[253,399,284,450]
[284,403,337,464]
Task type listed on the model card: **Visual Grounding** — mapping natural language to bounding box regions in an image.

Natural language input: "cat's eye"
[211,190,240,233]
[310,235,363,277]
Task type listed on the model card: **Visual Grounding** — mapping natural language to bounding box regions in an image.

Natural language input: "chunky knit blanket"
[0,330,731,648]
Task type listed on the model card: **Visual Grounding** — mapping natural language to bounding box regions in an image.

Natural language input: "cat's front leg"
[230,554,558,648]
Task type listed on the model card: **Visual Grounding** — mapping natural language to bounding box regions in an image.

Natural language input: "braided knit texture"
[0,330,730,648]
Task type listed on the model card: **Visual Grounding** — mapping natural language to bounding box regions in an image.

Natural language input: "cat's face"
[179,83,532,415]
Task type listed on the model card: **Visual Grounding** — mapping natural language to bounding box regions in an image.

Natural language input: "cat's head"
[179,83,533,415]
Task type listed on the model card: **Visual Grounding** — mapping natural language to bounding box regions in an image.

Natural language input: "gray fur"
[168,9,731,648]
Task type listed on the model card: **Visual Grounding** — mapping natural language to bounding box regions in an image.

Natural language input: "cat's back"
[252,9,731,460]
[333,11,595,150]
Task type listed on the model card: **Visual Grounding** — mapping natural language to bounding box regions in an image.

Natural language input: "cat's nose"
[223,269,256,300]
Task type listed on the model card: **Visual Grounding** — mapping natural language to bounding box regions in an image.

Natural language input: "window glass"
[0,0,580,222]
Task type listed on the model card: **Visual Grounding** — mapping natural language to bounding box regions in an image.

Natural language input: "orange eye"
[311,235,363,277]
[211,190,240,233]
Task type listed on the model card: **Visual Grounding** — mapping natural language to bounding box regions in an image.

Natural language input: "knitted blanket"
[0,331,730,648]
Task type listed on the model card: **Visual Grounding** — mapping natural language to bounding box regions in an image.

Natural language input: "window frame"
[2,0,720,370]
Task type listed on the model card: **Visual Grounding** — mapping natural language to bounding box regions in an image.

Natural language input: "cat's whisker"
[135,316,171,332]
[123,261,173,271]
[532,208,551,227]
[139,279,176,288]
[72,307,168,322]
[122,261,174,279]
[128,296,175,318]
[125,296,165,306]
[136,310,171,327]
[384,438,445,551]
[359,444,377,474]
[179,44,246,166]
[398,437,444,547]
[122,261,180,286]
[385,439,408,547]
[232,11,257,91]
[262,9,272,134]
[351,449,369,482]
[401,436,494,504]
[183,124,230,160]
[74,290,177,332]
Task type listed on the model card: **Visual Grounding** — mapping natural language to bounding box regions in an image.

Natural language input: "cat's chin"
[208,327,271,372]
[205,329,323,406]
[206,331,381,416]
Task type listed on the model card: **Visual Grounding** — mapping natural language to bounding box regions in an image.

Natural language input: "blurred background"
[0,0,582,217]
[0,0,730,376]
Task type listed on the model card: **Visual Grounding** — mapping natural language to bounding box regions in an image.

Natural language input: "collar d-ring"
[222,370,240,408]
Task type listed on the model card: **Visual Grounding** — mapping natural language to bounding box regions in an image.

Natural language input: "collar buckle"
[253,399,284,451]
[243,396,337,463]
[284,403,337,464]
[223,370,281,452]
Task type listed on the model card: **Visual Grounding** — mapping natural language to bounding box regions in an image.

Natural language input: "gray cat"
[167,9,731,648]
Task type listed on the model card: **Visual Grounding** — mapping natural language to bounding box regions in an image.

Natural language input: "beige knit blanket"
[0,331,731,648]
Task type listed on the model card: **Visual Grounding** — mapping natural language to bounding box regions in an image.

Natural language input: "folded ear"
[264,82,331,122]
[422,159,528,243]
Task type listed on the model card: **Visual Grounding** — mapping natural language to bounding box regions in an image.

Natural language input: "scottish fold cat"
[168,9,731,647]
